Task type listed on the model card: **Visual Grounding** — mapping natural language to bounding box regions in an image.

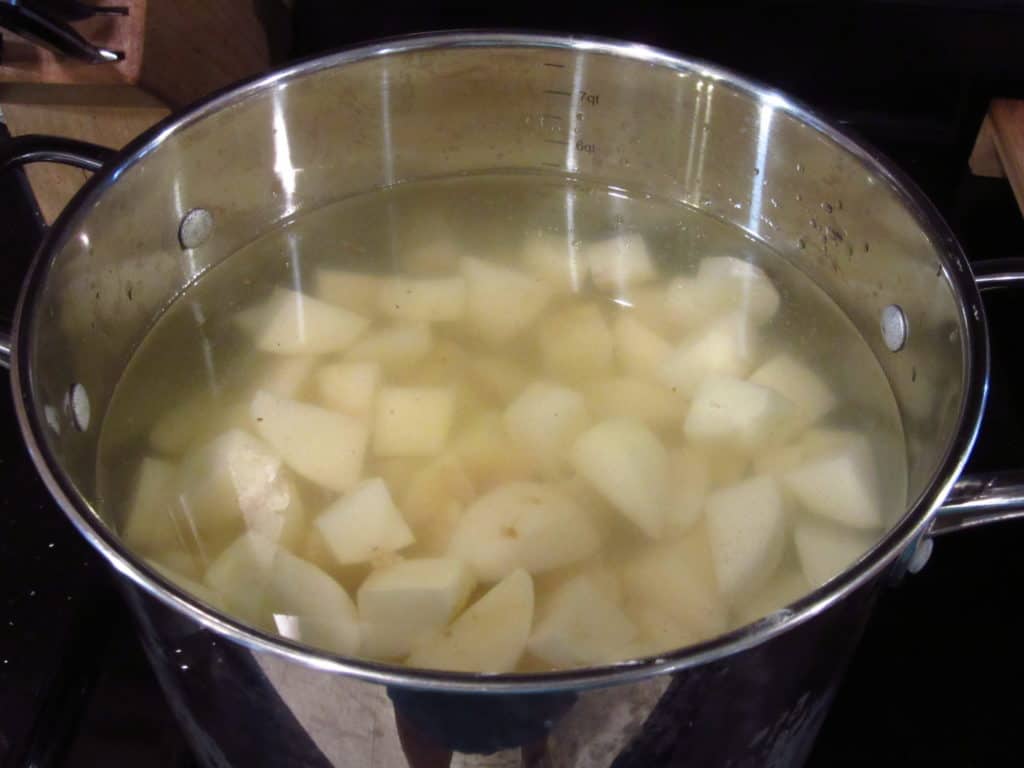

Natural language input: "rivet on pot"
[880,304,907,352]
[178,208,214,250]
[69,383,90,432]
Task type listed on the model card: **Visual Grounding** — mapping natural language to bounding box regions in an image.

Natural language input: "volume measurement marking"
[543,62,566,68]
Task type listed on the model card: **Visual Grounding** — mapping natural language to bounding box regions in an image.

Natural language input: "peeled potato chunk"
[668,446,712,534]
[705,475,787,599]
[373,387,455,458]
[263,546,362,655]
[749,353,836,430]
[357,558,476,659]
[753,427,860,476]
[613,313,672,380]
[448,482,601,582]
[407,569,534,673]
[314,478,415,565]
[683,374,796,453]
[539,303,614,380]
[461,256,553,343]
[122,457,183,554]
[794,520,875,587]
[252,390,368,493]
[377,275,466,322]
[695,255,780,324]
[528,573,638,668]
[254,355,316,399]
[246,287,369,355]
[620,531,727,642]
[468,356,529,404]
[504,381,589,474]
[346,323,433,372]
[315,361,380,419]
[315,268,381,316]
[452,411,536,491]
[658,312,759,398]
[782,436,883,529]
[147,557,224,610]
[178,429,294,538]
[204,531,279,624]
[571,419,670,539]
[584,376,683,430]
[584,233,656,292]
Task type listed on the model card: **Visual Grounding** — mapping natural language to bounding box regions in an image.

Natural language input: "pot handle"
[0,133,115,368]
[930,258,1024,536]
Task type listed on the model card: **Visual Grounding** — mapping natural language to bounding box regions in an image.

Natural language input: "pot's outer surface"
[9,34,988,766]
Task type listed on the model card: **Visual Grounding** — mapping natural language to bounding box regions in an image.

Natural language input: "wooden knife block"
[970,99,1024,220]
[0,0,270,222]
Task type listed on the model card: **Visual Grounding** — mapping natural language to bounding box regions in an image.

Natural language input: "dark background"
[2,1,1024,765]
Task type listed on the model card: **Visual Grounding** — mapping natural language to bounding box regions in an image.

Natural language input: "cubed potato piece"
[243,478,307,553]
[263,547,361,655]
[570,419,669,539]
[461,256,553,343]
[315,268,382,316]
[401,455,476,532]
[204,531,278,624]
[794,520,875,587]
[252,390,368,492]
[316,361,380,419]
[448,482,601,582]
[407,569,534,673]
[753,428,859,476]
[468,356,530,404]
[521,231,585,294]
[147,558,223,609]
[528,573,638,668]
[315,478,415,565]
[253,356,316,399]
[539,304,614,380]
[668,446,712,534]
[658,312,759,397]
[705,475,787,599]
[452,412,536,491]
[246,288,369,355]
[663,276,723,332]
[584,377,683,430]
[749,353,837,430]
[178,429,293,537]
[782,436,883,529]
[400,340,470,387]
[620,531,727,641]
[357,558,476,659]
[377,276,466,323]
[695,256,780,324]
[621,285,676,337]
[148,548,203,581]
[613,313,672,380]
[584,234,656,291]
[371,457,420,501]
[535,561,623,607]
[504,381,589,474]
[122,457,183,554]
[732,570,810,627]
[346,323,433,372]
[683,375,796,453]
[373,387,455,457]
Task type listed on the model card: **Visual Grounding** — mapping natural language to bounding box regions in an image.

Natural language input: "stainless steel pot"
[3,33,1024,767]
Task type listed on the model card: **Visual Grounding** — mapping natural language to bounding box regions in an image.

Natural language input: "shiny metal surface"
[2,32,1003,766]
[0,134,114,173]
[931,471,1024,536]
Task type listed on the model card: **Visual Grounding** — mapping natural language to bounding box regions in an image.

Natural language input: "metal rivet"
[69,384,90,432]
[178,208,214,250]
[907,537,933,575]
[881,304,908,352]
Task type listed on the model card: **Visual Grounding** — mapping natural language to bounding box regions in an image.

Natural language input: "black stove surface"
[2,3,1024,766]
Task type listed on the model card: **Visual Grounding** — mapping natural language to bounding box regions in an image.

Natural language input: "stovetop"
[2,3,1024,766]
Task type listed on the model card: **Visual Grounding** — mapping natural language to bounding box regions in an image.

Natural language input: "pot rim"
[10,31,989,694]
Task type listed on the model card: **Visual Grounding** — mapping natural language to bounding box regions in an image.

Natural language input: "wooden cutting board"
[969,99,1024,218]
[0,0,271,222]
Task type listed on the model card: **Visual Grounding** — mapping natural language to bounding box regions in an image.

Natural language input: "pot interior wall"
[24,41,965,528]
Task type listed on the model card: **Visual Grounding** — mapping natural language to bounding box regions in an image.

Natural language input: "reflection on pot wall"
[126,571,881,767]
[30,42,967,529]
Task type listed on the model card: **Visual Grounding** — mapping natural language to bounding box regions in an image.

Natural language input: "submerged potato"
[108,175,903,675]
